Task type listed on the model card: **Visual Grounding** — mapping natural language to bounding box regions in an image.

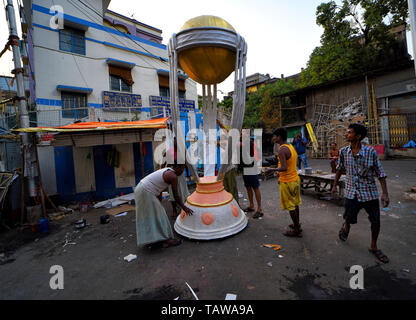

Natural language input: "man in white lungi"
[135,164,193,248]
[168,170,190,218]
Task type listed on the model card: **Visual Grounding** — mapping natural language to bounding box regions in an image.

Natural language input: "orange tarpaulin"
[13,118,168,133]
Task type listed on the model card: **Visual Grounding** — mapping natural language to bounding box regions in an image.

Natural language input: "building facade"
[22,0,198,123]
[19,0,200,201]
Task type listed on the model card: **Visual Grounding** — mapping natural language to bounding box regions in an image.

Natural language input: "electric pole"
[5,0,35,213]
[409,0,416,75]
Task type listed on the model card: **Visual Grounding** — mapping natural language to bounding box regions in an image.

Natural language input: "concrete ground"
[0,159,415,300]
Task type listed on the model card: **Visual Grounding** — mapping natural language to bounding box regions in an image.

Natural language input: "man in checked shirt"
[332,124,390,263]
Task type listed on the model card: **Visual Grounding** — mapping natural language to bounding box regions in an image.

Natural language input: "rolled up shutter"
[158,74,186,91]
[109,65,134,86]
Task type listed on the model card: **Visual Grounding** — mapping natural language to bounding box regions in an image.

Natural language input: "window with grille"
[59,27,85,55]
[61,92,88,119]
[159,87,186,99]
[110,75,132,92]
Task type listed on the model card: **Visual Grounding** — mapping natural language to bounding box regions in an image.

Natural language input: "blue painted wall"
[93,145,117,200]
[132,142,154,185]
[54,146,76,196]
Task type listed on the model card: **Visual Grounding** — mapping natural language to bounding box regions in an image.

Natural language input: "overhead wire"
[50,0,90,89]
[76,0,164,62]
[70,0,167,71]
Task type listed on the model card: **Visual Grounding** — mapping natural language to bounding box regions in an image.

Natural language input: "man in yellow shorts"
[268,128,303,237]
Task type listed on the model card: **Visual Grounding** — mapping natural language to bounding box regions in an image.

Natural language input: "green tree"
[242,79,298,129]
[218,97,233,113]
[243,90,264,129]
[299,0,409,87]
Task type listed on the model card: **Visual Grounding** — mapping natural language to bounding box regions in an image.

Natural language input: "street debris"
[402,269,410,273]
[75,219,86,229]
[49,212,66,221]
[247,285,255,290]
[405,193,416,201]
[185,282,199,300]
[58,206,74,214]
[381,207,391,212]
[100,215,110,224]
[278,255,284,258]
[62,234,76,248]
[388,213,400,219]
[267,262,273,267]
[391,202,405,209]
[174,297,179,300]
[94,193,135,209]
[238,192,243,198]
[115,212,128,217]
[107,204,135,216]
[225,293,237,300]
[123,254,137,262]
[262,244,281,251]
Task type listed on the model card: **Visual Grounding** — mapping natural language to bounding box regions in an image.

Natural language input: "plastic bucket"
[80,202,88,213]
[39,218,49,234]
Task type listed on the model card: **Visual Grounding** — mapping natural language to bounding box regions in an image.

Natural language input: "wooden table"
[298,170,345,204]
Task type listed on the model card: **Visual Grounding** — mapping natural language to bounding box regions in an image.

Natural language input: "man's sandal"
[283,229,302,238]
[162,239,182,248]
[338,223,349,242]
[253,211,264,219]
[369,249,389,263]
[243,207,255,212]
[289,224,303,232]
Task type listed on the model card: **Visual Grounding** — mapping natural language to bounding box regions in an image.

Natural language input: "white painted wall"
[73,146,96,193]
[114,143,135,188]
[37,146,57,195]
[31,0,198,125]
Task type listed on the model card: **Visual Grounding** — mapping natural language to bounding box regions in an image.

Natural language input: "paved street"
[1,159,415,300]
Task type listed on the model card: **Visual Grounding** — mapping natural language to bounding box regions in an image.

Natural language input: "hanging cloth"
[109,65,134,86]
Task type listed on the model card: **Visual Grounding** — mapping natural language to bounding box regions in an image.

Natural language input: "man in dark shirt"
[292,132,308,170]
[240,132,263,219]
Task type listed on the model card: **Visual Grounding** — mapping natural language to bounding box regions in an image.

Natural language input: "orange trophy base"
[174,176,248,240]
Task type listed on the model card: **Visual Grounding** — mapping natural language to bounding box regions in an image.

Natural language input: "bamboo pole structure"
[33,135,46,218]
[371,84,379,144]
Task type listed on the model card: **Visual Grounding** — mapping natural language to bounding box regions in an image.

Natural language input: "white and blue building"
[20,0,202,202]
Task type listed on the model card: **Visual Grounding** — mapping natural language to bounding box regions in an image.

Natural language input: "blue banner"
[149,96,196,116]
[102,91,142,112]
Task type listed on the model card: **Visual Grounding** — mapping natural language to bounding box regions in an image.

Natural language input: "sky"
[0,0,413,99]
[108,0,328,97]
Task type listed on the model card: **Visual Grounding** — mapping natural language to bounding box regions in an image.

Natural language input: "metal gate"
[388,113,416,148]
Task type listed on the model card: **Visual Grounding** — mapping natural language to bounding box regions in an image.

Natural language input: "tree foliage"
[299,0,409,87]
[243,79,298,129]
[237,0,409,128]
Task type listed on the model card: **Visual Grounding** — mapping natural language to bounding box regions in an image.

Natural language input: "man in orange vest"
[268,128,303,237]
